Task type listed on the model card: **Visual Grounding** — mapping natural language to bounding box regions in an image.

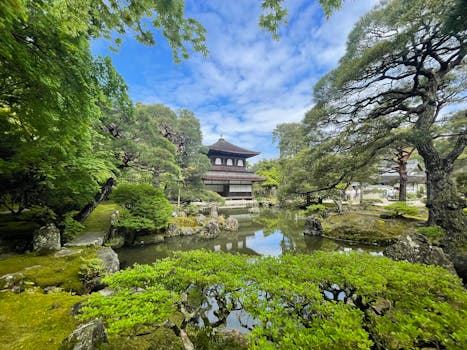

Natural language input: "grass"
[0,291,83,350]
[0,247,98,293]
[83,201,121,233]
[322,211,421,245]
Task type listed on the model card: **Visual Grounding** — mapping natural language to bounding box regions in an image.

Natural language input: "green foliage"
[417,226,446,245]
[111,183,173,232]
[61,214,85,243]
[81,250,467,349]
[385,202,419,218]
[19,206,57,225]
[304,204,327,217]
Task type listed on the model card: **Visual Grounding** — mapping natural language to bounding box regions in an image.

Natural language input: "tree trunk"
[422,160,467,283]
[76,177,115,222]
[398,161,408,202]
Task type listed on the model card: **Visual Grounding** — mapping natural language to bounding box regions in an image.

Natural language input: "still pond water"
[117,209,384,268]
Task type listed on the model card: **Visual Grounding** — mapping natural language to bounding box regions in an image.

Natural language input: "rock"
[203,220,220,238]
[197,214,206,225]
[167,223,179,237]
[33,224,61,255]
[210,206,218,218]
[220,329,248,348]
[65,232,105,247]
[303,216,323,237]
[44,286,64,294]
[384,233,455,272]
[178,211,187,217]
[97,247,120,274]
[60,319,108,350]
[223,216,239,231]
[54,248,83,258]
[110,210,119,225]
[0,272,25,293]
[136,234,165,245]
[248,207,260,214]
[179,227,196,236]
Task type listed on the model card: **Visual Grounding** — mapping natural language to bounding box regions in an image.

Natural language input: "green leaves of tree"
[82,250,467,349]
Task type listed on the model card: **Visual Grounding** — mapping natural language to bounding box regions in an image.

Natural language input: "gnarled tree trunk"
[76,177,115,222]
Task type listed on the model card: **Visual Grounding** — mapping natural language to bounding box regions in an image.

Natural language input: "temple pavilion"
[202,138,265,198]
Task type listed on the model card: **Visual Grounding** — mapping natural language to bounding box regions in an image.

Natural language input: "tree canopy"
[81,250,467,349]
[303,0,466,265]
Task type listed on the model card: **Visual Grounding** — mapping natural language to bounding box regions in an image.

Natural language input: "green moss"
[169,216,200,228]
[0,247,98,293]
[322,212,419,245]
[0,291,83,349]
[83,201,121,233]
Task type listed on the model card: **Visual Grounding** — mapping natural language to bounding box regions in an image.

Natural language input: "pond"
[116,209,384,268]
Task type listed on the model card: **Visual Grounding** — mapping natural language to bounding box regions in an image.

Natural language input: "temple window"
[215,157,222,165]
[226,158,233,166]
[237,159,244,167]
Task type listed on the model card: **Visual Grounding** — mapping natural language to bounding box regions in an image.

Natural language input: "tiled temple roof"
[207,138,260,157]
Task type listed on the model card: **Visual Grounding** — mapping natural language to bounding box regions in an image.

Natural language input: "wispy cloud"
[93,0,379,161]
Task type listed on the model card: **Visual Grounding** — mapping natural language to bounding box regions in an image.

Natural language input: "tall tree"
[306,0,466,274]
[272,123,307,159]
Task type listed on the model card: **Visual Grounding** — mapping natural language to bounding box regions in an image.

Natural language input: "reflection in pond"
[117,209,384,268]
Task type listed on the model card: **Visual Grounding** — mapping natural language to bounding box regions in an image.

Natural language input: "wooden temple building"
[202,138,265,198]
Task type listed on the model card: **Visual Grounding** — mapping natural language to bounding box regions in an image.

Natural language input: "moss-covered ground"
[321,211,423,245]
[0,247,98,293]
[0,291,83,350]
[83,201,121,233]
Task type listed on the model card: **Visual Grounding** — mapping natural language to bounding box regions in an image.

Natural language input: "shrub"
[19,205,57,225]
[417,226,445,245]
[384,202,419,217]
[304,204,327,217]
[61,214,85,243]
[81,251,467,349]
[111,183,173,232]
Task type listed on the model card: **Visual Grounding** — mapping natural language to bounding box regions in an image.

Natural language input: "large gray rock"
[97,247,120,274]
[384,233,455,272]
[203,220,220,238]
[210,206,219,218]
[60,320,107,350]
[33,224,61,255]
[0,272,25,293]
[303,216,323,237]
[223,216,239,231]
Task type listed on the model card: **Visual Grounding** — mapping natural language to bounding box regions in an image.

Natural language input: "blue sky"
[92,0,379,162]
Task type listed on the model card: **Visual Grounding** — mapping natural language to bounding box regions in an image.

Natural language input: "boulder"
[54,248,83,258]
[210,206,219,218]
[60,319,107,350]
[0,272,25,293]
[384,233,455,272]
[33,223,61,255]
[136,234,165,245]
[203,220,220,238]
[303,216,323,237]
[223,216,239,231]
[97,247,120,274]
[197,214,206,225]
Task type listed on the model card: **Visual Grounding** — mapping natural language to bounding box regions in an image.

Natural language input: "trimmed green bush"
[384,202,419,217]
[417,225,445,245]
[111,183,173,233]
[81,250,467,349]
[304,204,327,217]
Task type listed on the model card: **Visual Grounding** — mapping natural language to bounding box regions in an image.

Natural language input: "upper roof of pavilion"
[207,138,260,158]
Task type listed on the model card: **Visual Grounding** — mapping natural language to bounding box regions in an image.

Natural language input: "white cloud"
[107,0,380,160]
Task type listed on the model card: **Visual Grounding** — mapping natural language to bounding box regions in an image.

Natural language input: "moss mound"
[0,291,83,349]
